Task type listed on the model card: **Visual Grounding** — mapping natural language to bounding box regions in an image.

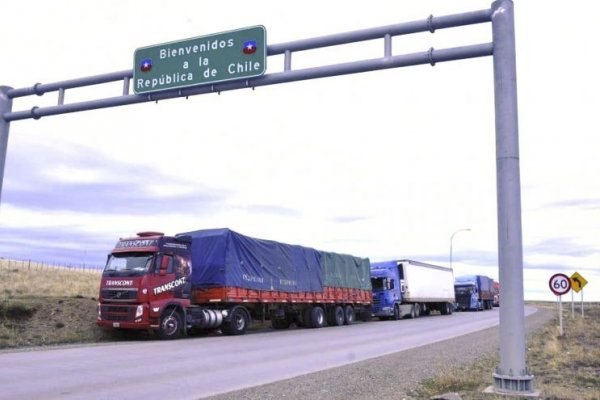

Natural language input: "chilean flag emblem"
[140,58,153,72]
[242,40,257,55]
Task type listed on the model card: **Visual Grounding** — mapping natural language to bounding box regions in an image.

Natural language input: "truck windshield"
[371,277,385,291]
[455,286,472,295]
[104,253,154,276]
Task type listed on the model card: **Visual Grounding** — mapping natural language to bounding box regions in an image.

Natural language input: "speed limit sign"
[549,273,571,296]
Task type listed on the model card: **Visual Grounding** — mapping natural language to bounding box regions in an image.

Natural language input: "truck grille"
[100,305,136,322]
[101,289,137,301]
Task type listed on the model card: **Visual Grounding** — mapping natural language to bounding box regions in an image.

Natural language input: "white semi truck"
[370,259,455,319]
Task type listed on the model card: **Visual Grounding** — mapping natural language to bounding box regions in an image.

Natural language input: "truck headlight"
[135,305,144,319]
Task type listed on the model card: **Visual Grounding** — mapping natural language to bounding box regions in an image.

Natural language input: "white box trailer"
[401,260,455,302]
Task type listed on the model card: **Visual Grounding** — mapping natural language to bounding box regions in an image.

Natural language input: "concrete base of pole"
[485,371,539,397]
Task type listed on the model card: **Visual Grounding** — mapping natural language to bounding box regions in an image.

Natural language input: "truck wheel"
[409,304,417,319]
[327,306,345,326]
[394,305,401,320]
[158,309,182,340]
[302,307,313,328]
[334,306,345,326]
[222,307,248,335]
[343,305,355,325]
[310,306,325,328]
[327,306,344,326]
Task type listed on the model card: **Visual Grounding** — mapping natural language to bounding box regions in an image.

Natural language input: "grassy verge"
[414,303,600,400]
[0,262,106,348]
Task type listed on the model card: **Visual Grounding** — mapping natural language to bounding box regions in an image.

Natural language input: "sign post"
[549,273,571,336]
[570,272,588,318]
[133,26,267,94]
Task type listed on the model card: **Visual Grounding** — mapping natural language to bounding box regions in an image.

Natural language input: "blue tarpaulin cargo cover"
[176,228,370,292]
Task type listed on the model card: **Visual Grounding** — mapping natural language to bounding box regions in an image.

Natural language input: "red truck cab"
[97,232,192,338]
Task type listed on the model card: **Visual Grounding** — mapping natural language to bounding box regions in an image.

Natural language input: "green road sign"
[133,26,266,94]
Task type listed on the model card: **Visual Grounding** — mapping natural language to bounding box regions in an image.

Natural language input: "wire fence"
[0,257,103,273]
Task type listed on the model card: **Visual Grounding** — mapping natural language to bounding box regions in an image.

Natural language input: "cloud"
[3,143,228,215]
[331,215,371,224]
[0,225,115,267]
[544,198,600,210]
[526,237,598,259]
[236,204,300,216]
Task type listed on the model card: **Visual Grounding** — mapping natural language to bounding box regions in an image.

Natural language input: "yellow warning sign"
[570,272,588,293]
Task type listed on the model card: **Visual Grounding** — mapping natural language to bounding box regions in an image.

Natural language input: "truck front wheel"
[158,309,182,340]
[393,304,401,320]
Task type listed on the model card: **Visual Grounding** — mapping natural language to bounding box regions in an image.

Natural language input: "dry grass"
[414,303,600,400]
[0,260,104,348]
[0,259,100,299]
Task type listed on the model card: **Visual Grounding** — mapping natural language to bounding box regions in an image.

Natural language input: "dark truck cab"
[97,232,192,338]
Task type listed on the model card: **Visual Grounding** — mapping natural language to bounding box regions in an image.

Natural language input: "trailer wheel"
[327,307,344,326]
[343,305,355,325]
[222,307,249,335]
[441,303,449,315]
[334,306,345,325]
[157,308,182,340]
[310,306,325,328]
[409,304,417,319]
[326,307,336,326]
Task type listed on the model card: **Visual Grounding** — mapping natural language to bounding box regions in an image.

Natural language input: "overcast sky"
[1,0,598,301]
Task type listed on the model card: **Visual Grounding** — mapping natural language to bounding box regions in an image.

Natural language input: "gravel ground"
[205,307,553,400]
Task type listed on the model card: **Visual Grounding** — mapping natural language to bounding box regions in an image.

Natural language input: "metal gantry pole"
[490,0,536,394]
[0,86,13,205]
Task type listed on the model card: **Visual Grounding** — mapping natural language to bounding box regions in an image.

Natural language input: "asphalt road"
[0,307,534,400]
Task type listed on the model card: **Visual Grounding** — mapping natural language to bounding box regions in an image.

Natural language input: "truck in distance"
[97,229,372,339]
[370,259,455,319]
[454,274,495,311]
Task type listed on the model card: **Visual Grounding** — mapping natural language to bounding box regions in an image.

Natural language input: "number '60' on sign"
[549,273,571,296]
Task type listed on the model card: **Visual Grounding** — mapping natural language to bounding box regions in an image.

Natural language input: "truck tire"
[343,305,355,325]
[157,308,182,340]
[222,307,249,335]
[393,304,401,320]
[409,304,418,319]
[327,306,345,326]
[334,306,346,325]
[310,306,325,328]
